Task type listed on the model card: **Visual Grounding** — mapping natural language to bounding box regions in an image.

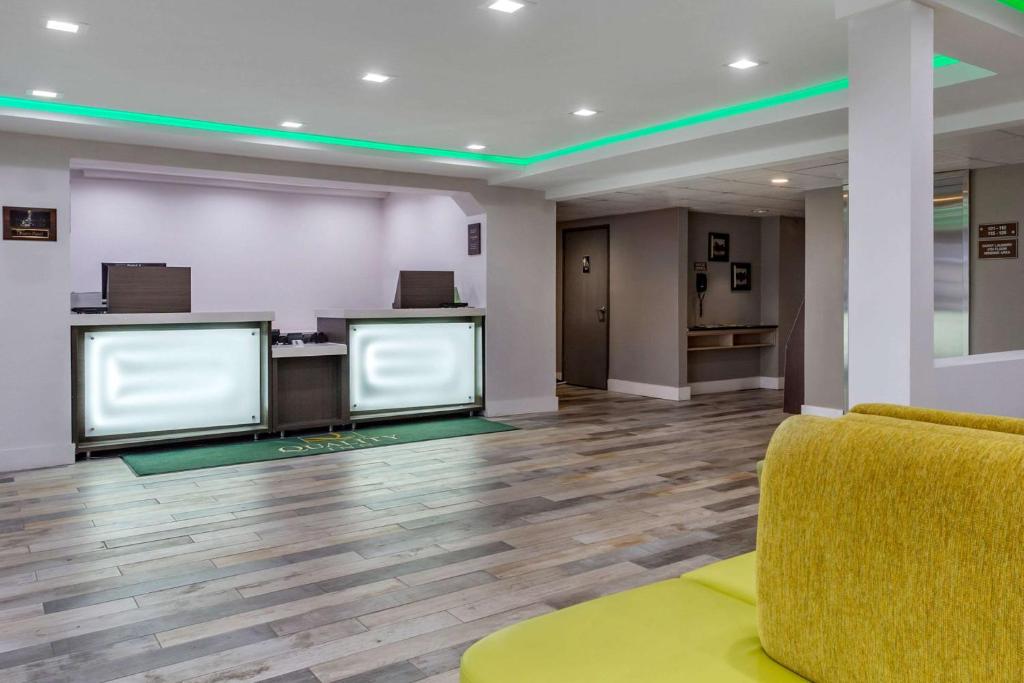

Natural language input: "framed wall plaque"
[979,239,1018,260]
[978,222,1018,239]
[468,222,482,256]
[731,262,752,291]
[3,206,57,242]
[708,232,729,262]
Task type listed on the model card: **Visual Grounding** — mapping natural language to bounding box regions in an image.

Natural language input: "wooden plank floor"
[0,385,785,683]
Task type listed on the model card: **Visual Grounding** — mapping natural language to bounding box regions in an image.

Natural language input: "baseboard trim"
[689,376,785,396]
[485,396,559,417]
[0,442,75,473]
[801,404,845,418]
[607,379,691,401]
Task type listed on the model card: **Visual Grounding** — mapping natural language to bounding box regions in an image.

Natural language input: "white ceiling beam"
[545,93,1024,201]
[545,135,849,201]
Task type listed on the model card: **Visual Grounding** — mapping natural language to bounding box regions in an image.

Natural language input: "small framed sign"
[979,222,1018,239]
[708,232,729,262]
[731,262,752,291]
[693,261,708,272]
[3,206,57,242]
[979,239,1018,260]
[468,222,482,256]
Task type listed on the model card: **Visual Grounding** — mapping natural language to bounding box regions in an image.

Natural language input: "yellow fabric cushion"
[683,551,757,605]
[757,415,1024,683]
[851,402,1024,435]
[461,575,806,683]
[844,411,1024,445]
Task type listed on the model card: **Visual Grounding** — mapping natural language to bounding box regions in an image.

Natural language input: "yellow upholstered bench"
[462,406,1024,683]
[461,551,804,683]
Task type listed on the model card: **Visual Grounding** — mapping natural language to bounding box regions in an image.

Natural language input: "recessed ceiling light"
[771,177,790,185]
[572,108,598,117]
[489,0,526,13]
[728,58,760,70]
[362,72,391,83]
[280,121,304,129]
[466,143,487,151]
[752,208,770,215]
[30,89,60,99]
[46,19,80,33]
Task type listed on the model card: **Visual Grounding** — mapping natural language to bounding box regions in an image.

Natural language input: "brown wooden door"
[563,226,609,389]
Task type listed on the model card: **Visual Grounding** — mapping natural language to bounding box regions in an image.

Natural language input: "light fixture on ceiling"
[362,72,391,84]
[29,89,60,99]
[466,143,487,151]
[572,108,598,117]
[728,58,760,70]
[489,0,526,13]
[771,177,790,185]
[280,121,304,129]
[46,19,80,33]
[752,208,770,215]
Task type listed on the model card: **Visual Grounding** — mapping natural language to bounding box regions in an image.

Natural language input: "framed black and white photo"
[708,232,729,262]
[731,262,752,291]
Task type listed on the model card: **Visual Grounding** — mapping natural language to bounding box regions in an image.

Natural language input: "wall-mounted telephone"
[696,272,708,318]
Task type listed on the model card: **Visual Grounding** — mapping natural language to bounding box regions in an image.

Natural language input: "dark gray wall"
[686,212,763,382]
[558,208,688,388]
[804,187,847,411]
[687,212,763,327]
[761,216,806,378]
[970,165,1024,354]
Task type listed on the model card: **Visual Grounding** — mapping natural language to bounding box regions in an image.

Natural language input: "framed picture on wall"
[708,232,729,261]
[731,262,752,291]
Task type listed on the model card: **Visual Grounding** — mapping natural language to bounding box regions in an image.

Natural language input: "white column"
[842,0,935,406]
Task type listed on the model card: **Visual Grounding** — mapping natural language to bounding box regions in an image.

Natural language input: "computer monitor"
[101,263,166,301]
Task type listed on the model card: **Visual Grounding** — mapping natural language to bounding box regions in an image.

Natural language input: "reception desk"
[317,308,485,422]
[71,312,272,452]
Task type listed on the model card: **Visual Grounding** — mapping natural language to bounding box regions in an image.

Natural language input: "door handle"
[597,306,607,322]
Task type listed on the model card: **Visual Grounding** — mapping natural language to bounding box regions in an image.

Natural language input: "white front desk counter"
[316,308,485,422]
[70,312,273,452]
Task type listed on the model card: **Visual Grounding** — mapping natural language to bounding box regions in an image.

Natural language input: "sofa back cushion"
[851,402,1024,436]
[757,415,1024,682]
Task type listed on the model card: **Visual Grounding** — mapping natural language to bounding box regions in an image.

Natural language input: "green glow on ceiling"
[0,55,962,167]
[0,94,530,166]
[995,0,1024,12]
[530,55,961,163]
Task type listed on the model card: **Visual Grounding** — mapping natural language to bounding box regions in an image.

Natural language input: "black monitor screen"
[101,263,166,300]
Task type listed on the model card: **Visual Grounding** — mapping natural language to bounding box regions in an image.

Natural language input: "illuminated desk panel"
[317,309,484,422]
[71,313,271,452]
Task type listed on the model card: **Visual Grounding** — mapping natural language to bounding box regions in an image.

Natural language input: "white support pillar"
[842,0,935,406]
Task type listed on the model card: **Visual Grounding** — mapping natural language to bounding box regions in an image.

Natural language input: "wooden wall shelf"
[687,326,778,352]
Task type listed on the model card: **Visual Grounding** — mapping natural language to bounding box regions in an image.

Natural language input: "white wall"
[380,193,486,308]
[71,177,385,330]
[0,131,555,472]
[0,136,74,470]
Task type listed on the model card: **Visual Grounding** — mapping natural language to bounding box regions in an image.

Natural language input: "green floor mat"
[121,417,518,476]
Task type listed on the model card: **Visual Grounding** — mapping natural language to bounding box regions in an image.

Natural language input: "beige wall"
[803,187,847,411]
[0,131,556,470]
[970,164,1024,354]
[558,209,688,390]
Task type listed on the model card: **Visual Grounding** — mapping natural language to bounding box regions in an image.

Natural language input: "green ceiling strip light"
[529,54,961,163]
[0,55,962,167]
[995,0,1024,11]
[0,94,530,166]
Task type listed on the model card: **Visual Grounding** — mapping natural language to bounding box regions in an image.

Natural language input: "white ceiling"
[0,0,845,159]
[1,0,1024,201]
[556,124,1024,221]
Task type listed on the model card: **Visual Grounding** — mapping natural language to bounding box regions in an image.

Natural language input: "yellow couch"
[461,405,1024,682]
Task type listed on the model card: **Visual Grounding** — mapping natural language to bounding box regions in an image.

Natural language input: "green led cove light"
[0,55,960,167]
[996,0,1024,12]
